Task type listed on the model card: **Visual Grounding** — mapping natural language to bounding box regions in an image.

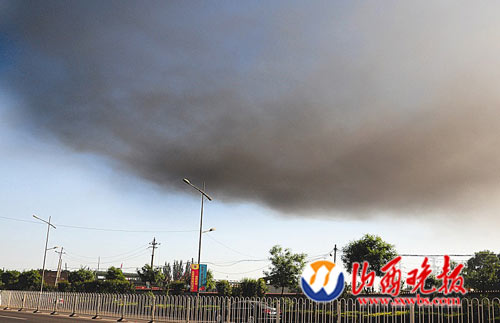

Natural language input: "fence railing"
[1,290,499,322]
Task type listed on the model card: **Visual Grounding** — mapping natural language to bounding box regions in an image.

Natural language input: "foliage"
[216,280,232,296]
[206,269,216,291]
[463,251,500,292]
[341,234,398,276]
[100,280,134,293]
[17,270,41,291]
[264,245,307,295]
[137,264,165,287]
[105,267,127,281]
[57,281,71,292]
[231,285,242,297]
[1,270,20,290]
[240,278,268,297]
[169,280,186,295]
[68,268,95,284]
[162,260,192,285]
[163,262,172,283]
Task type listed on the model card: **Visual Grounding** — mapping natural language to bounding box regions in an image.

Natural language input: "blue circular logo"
[300,260,345,302]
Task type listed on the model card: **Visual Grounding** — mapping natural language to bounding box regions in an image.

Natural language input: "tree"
[105,267,127,281]
[341,234,398,276]
[169,280,186,295]
[206,269,216,291]
[68,268,95,284]
[463,251,500,292]
[216,280,232,296]
[163,262,172,283]
[17,270,41,290]
[172,260,184,281]
[1,270,20,290]
[240,278,268,297]
[137,264,165,287]
[264,245,307,295]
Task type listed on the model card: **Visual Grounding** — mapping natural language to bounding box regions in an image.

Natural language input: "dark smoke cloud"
[3,1,500,216]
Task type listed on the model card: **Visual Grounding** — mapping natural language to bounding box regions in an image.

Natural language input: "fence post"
[51,293,59,315]
[337,300,341,323]
[3,291,11,310]
[148,295,156,323]
[226,298,231,323]
[186,297,191,323]
[18,292,26,312]
[117,295,126,322]
[69,294,78,317]
[409,304,415,323]
[275,300,280,323]
[92,294,101,319]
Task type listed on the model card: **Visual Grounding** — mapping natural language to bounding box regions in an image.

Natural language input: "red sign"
[190,264,200,292]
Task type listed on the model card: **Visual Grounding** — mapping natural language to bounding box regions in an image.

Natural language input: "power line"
[205,234,259,258]
[64,244,149,260]
[205,259,269,267]
[210,264,270,275]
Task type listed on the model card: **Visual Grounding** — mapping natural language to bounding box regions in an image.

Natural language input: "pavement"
[0,309,149,322]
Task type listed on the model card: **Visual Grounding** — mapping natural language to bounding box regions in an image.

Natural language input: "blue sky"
[2,1,500,280]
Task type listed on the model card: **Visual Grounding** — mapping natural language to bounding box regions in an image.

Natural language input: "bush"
[57,281,71,292]
[240,278,268,297]
[216,280,232,296]
[169,280,186,295]
[232,285,242,297]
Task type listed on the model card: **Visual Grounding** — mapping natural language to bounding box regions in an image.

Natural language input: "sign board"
[190,264,200,292]
[199,264,208,291]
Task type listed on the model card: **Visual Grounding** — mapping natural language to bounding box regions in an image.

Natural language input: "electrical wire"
[64,244,149,260]
[205,259,269,267]
[210,264,270,275]
[0,215,197,233]
[205,234,259,258]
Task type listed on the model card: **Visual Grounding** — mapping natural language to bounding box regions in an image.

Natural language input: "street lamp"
[183,178,213,295]
[32,215,56,313]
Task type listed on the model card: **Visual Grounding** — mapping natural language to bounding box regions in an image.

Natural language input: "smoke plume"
[3,1,500,216]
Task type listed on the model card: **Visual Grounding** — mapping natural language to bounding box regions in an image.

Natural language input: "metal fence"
[1,290,499,322]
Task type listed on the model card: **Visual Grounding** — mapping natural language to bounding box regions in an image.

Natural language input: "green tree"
[68,268,95,284]
[240,278,268,297]
[264,245,307,295]
[341,234,398,276]
[169,280,186,295]
[17,270,41,290]
[216,280,232,296]
[1,270,20,290]
[463,251,500,292]
[100,280,134,293]
[172,260,184,281]
[57,281,71,292]
[206,269,216,291]
[163,262,172,283]
[137,264,165,287]
[105,267,127,281]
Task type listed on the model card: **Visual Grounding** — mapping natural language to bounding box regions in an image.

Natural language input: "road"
[0,310,148,322]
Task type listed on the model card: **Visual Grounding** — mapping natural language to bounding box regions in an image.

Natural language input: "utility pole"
[149,237,160,268]
[32,215,56,313]
[54,247,65,287]
[329,244,338,263]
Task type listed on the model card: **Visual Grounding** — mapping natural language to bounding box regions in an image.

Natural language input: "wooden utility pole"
[149,237,160,268]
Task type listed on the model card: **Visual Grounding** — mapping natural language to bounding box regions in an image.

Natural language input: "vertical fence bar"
[18,292,26,312]
[149,295,156,323]
[92,293,101,319]
[3,290,11,310]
